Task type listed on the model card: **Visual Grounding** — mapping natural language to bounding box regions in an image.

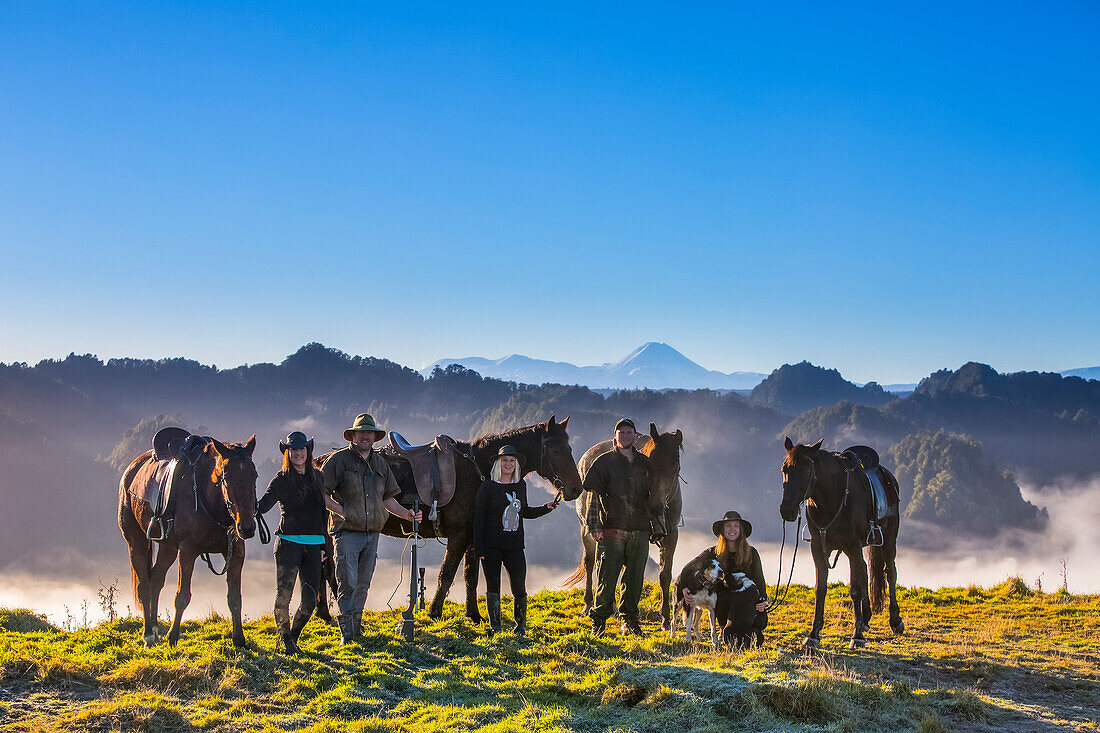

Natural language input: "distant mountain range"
[425,342,768,391]
[1063,366,1100,381]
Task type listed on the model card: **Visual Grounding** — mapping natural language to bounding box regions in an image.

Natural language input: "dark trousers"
[273,539,323,631]
[591,533,649,623]
[480,548,527,597]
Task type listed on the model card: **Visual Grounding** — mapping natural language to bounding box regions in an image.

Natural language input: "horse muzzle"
[779,501,800,523]
[236,520,256,540]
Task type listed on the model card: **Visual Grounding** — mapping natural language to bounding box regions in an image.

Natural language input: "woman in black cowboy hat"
[473,445,560,637]
[683,511,769,646]
[256,431,328,654]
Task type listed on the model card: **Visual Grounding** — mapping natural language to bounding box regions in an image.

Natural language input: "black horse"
[779,437,904,649]
[317,417,583,621]
[565,424,684,629]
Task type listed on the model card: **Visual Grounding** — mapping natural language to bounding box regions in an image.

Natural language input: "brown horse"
[316,417,583,621]
[118,436,259,646]
[564,423,684,629]
[780,437,904,649]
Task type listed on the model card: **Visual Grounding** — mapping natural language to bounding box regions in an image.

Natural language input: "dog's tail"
[867,544,886,615]
[562,560,586,588]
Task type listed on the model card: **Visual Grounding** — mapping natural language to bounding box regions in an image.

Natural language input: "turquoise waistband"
[276,533,326,545]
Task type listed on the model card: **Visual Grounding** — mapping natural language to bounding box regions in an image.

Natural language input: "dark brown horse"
[119,437,259,646]
[780,437,904,649]
[564,423,684,629]
[317,417,583,621]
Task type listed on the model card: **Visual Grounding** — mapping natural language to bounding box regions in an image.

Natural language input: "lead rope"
[764,513,801,612]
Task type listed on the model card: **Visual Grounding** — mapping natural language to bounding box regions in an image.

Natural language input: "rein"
[190,452,267,575]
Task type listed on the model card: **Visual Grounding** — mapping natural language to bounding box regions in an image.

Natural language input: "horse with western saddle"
[316,417,584,621]
[119,427,259,647]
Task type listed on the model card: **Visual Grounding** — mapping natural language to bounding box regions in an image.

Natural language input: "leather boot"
[353,612,365,642]
[486,593,502,637]
[288,610,310,654]
[336,614,355,646]
[512,594,527,637]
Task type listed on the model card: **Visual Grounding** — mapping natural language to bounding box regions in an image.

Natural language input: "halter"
[538,433,567,500]
[193,451,267,575]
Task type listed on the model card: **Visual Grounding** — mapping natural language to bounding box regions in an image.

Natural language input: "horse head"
[210,435,259,540]
[537,415,584,501]
[780,436,823,522]
[639,423,684,536]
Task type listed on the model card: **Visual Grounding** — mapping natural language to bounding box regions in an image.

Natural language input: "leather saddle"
[841,445,901,540]
[132,428,209,541]
[386,432,458,520]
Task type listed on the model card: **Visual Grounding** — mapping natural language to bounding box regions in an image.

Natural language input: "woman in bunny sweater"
[473,444,559,636]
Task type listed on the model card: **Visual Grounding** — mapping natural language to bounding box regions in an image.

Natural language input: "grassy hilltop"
[1,581,1097,732]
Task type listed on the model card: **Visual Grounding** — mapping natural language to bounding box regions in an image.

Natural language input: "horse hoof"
[142,633,158,647]
[849,638,867,649]
[891,619,905,635]
[802,637,820,650]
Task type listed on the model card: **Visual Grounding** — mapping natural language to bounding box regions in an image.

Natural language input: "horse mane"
[471,421,546,448]
[207,439,253,483]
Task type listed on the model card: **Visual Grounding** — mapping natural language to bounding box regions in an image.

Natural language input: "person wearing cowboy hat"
[320,413,423,644]
[683,510,769,645]
[256,431,328,654]
[473,445,560,637]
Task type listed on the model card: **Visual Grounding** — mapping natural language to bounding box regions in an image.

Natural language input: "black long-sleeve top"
[257,468,328,537]
[473,479,551,555]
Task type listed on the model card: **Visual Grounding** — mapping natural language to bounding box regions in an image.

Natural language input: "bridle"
[193,451,267,574]
[538,433,568,499]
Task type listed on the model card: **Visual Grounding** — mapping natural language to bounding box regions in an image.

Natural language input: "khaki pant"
[590,533,649,623]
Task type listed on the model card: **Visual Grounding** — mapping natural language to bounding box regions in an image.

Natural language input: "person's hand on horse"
[544,498,559,510]
[682,588,694,606]
[756,599,767,612]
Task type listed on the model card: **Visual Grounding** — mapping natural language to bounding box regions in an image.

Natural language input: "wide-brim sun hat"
[280,431,314,453]
[712,510,752,538]
[343,413,386,442]
[495,444,526,470]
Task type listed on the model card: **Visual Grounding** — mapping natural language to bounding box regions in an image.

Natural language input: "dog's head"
[700,559,724,586]
[726,572,756,594]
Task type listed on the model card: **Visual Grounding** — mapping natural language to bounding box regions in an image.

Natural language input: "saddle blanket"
[129,457,182,512]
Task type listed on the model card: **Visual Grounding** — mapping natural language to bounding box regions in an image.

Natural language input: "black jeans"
[480,548,527,597]
[273,539,323,630]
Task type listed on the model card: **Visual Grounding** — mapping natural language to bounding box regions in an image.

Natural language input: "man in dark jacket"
[322,413,421,644]
[583,418,656,636]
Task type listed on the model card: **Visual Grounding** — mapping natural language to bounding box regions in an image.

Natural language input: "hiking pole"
[401,497,419,642]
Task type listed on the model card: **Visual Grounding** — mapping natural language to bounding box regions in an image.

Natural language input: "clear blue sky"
[1,2,1097,384]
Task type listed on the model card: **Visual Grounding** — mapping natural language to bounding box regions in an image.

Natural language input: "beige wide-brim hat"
[343,413,386,442]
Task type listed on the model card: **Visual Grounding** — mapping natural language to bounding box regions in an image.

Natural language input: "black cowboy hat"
[495,444,526,469]
[712,510,752,539]
[279,431,314,453]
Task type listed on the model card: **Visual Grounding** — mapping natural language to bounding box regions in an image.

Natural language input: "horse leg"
[430,535,468,619]
[147,540,179,644]
[805,542,829,649]
[886,525,904,635]
[463,545,483,623]
[658,527,678,631]
[226,539,247,647]
[848,546,870,649]
[168,545,198,647]
[121,502,158,646]
[582,532,596,615]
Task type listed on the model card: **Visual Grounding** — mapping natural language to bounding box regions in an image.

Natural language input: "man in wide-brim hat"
[320,412,422,644]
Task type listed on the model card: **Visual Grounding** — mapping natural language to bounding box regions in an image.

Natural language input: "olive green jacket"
[582,447,653,533]
[321,446,400,534]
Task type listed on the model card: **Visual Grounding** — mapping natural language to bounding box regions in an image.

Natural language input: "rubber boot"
[336,614,355,646]
[353,611,365,642]
[287,610,310,654]
[486,593,502,637]
[513,594,527,637]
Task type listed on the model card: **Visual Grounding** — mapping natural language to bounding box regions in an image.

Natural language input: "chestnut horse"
[119,437,259,646]
[317,417,583,621]
[780,437,904,649]
[564,423,684,629]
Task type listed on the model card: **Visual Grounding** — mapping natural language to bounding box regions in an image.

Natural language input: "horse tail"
[562,560,586,588]
[867,543,886,615]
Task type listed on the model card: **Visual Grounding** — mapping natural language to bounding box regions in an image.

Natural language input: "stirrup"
[146,517,172,542]
[866,524,883,547]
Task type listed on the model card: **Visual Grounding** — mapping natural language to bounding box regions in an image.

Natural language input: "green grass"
[1,579,1098,732]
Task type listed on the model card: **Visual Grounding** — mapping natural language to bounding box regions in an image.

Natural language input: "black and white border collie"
[671,555,725,648]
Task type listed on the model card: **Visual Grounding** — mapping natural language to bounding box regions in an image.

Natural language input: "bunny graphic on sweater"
[501,491,522,532]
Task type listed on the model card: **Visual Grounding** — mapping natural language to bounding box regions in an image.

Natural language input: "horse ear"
[674,429,683,446]
[810,438,824,451]
[784,436,794,451]
[547,415,557,428]
[245,435,256,454]
[650,422,659,440]
[558,416,569,429]
[211,438,230,457]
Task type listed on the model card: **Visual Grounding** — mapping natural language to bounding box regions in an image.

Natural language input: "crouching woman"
[473,445,560,637]
[256,431,329,654]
